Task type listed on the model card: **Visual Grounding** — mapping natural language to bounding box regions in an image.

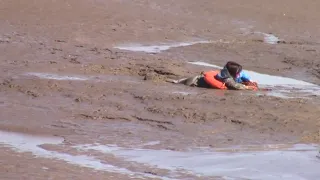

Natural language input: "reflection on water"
[1,130,319,180]
[76,143,320,180]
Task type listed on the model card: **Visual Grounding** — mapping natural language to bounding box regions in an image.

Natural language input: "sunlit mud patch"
[113,40,211,53]
[76,143,320,180]
[0,130,171,179]
[188,61,320,98]
[22,72,141,84]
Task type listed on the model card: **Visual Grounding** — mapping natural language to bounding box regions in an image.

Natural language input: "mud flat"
[1,0,320,179]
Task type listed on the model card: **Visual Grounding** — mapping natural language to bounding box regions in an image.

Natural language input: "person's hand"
[242,81,258,88]
[251,81,258,87]
[245,86,257,90]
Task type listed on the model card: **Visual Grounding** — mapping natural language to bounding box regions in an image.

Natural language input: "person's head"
[225,61,242,78]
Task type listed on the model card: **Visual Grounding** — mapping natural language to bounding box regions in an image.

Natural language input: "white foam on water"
[113,40,211,53]
[0,130,173,180]
[25,72,90,81]
[76,143,320,180]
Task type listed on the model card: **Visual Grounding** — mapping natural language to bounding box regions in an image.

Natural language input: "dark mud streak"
[78,114,131,121]
[132,116,174,125]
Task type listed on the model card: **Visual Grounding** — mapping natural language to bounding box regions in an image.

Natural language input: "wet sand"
[1,0,320,179]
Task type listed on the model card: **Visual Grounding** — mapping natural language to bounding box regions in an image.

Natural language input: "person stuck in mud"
[167,61,258,90]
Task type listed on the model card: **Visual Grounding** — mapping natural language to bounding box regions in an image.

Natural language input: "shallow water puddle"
[170,91,195,96]
[23,72,141,84]
[113,40,211,53]
[0,130,171,179]
[25,72,90,81]
[1,130,319,179]
[255,32,281,45]
[76,143,320,180]
[188,61,320,98]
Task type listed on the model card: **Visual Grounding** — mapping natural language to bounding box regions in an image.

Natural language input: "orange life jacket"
[203,71,227,89]
[203,70,258,90]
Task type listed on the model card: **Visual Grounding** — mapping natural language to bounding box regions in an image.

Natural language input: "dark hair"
[226,61,242,78]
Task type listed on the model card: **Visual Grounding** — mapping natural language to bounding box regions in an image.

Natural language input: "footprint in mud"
[66,54,81,64]
[50,47,63,54]
[0,35,11,44]
[55,39,66,43]
[88,47,113,56]
[0,39,10,44]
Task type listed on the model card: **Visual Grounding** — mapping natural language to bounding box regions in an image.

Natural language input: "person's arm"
[224,77,248,90]
[240,71,258,88]
[240,71,251,82]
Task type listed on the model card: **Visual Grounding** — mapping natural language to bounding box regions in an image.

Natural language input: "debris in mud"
[230,119,245,125]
